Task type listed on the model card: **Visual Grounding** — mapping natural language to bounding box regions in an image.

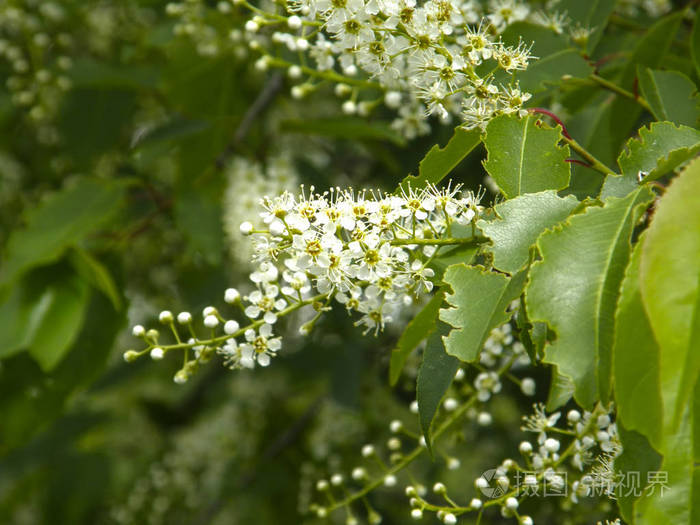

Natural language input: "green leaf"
[0,291,126,452]
[483,114,571,199]
[526,188,654,408]
[601,121,700,199]
[389,291,445,386]
[398,127,481,190]
[440,265,527,362]
[478,191,578,274]
[613,235,663,449]
[417,322,459,452]
[0,279,46,359]
[615,424,663,522]
[68,248,122,311]
[518,49,593,93]
[0,178,127,287]
[27,273,90,372]
[638,68,700,127]
[635,403,694,525]
[693,9,700,79]
[640,158,700,435]
[280,117,407,146]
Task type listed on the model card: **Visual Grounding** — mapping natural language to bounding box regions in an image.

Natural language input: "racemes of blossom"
[125,182,483,383]
[223,155,300,268]
[230,0,559,135]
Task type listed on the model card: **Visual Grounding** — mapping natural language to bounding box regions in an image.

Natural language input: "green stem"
[266,57,382,90]
[563,136,619,177]
[589,74,652,113]
[390,236,488,247]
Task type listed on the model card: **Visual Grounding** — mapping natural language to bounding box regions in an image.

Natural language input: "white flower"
[239,323,282,367]
[244,284,287,324]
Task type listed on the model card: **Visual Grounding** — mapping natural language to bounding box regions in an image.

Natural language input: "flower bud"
[123,350,139,362]
[150,347,164,360]
[159,310,173,324]
[177,312,192,324]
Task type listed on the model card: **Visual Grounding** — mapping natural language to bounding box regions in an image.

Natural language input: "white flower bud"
[287,15,302,29]
[475,477,488,489]
[597,414,611,428]
[254,57,269,71]
[443,397,458,411]
[409,400,419,413]
[334,83,351,97]
[567,409,581,423]
[330,474,343,486]
[447,457,460,470]
[132,325,145,337]
[224,320,240,335]
[296,38,309,51]
[291,85,305,99]
[505,497,519,510]
[544,438,560,453]
[239,221,254,235]
[433,482,446,493]
[411,508,423,519]
[361,444,374,457]
[384,90,401,109]
[477,412,492,426]
[159,310,173,324]
[173,370,188,384]
[390,420,403,433]
[454,368,465,381]
[521,517,533,525]
[387,437,401,450]
[443,513,456,524]
[269,220,286,236]
[470,498,482,509]
[343,64,358,76]
[405,486,416,497]
[351,467,366,480]
[245,20,259,32]
[519,441,533,454]
[177,312,192,324]
[288,65,302,79]
[203,306,216,317]
[384,475,397,487]
[224,288,240,304]
[342,100,357,115]
[150,347,164,360]
[204,315,219,328]
[521,377,536,396]
[316,479,329,491]
[123,350,139,362]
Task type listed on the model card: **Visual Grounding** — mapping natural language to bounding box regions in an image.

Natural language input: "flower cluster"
[125,182,483,382]
[0,1,74,144]
[223,155,300,268]
[616,0,673,18]
[224,0,550,134]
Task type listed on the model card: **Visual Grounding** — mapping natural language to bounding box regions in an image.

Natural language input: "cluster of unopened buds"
[124,182,483,383]
[306,320,539,522]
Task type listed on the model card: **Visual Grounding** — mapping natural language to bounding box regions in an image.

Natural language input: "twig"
[215,72,285,168]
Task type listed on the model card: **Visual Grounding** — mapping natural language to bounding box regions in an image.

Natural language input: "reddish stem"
[528,108,572,140]
[566,158,592,168]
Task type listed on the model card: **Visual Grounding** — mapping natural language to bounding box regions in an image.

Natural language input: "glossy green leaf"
[546,369,576,411]
[518,49,593,93]
[68,248,122,311]
[0,280,44,359]
[613,235,663,448]
[0,291,126,452]
[478,191,578,274]
[638,68,700,127]
[483,114,570,199]
[526,188,654,408]
[389,290,445,386]
[640,158,700,435]
[399,127,481,190]
[635,404,694,525]
[27,274,90,372]
[440,264,527,362]
[601,121,700,199]
[0,178,127,287]
[417,322,459,452]
[615,424,663,522]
